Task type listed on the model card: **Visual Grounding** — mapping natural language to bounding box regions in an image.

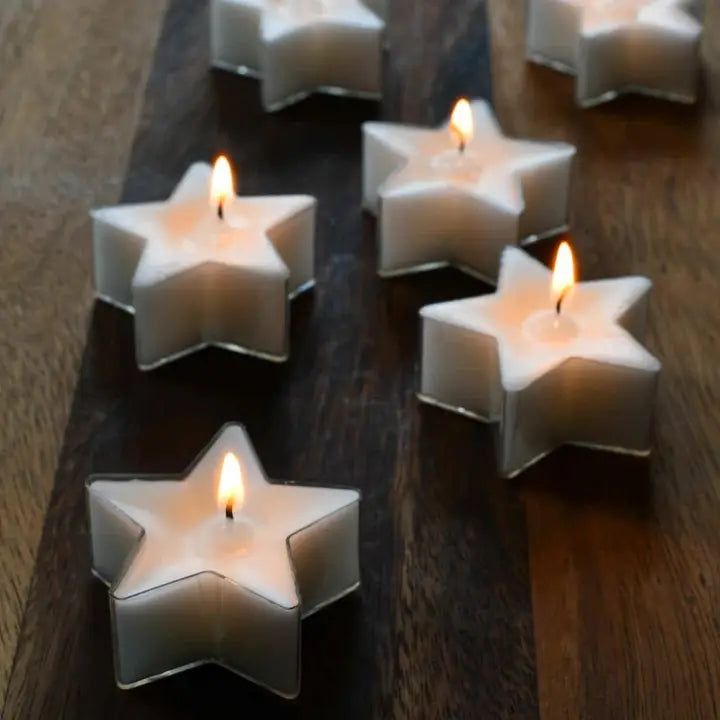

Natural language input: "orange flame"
[218,452,244,516]
[552,241,576,311]
[210,155,235,216]
[449,98,474,151]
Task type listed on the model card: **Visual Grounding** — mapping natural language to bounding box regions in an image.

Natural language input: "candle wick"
[555,289,567,316]
[217,199,225,221]
[225,500,234,520]
[458,139,465,155]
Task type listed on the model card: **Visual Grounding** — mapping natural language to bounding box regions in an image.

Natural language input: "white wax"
[210,0,385,112]
[362,100,575,283]
[92,163,315,369]
[419,246,661,477]
[526,0,702,106]
[87,424,360,697]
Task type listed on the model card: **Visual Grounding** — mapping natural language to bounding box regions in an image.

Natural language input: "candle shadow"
[133,663,304,718]
[379,265,493,321]
[83,300,311,476]
[522,62,704,160]
[288,288,317,350]
[414,393,654,520]
[211,69,381,130]
[414,401,527,552]
[402,397,538,694]
[371,265,492,380]
[581,99,703,160]
[272,90,382,126]
[300,593,367,708]
[516,445,655,519]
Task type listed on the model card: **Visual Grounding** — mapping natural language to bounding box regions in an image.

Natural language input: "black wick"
[555,289,568,316]
[225,500,234,520]
[217,198,225,221]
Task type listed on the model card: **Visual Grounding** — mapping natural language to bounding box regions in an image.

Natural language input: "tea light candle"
[210,0,385,112]
[92,158,316,369]
[87,423,360,697]
[526,0,702,107]
[419,243,661,477]
[363,99,575,283]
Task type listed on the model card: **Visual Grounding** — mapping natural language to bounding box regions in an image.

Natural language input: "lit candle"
[92,158,316,369]
[362,98,575,283]
[87,423,361,697]
[210,0,385,112]
[526,0,702,107]
[419,243,661,477]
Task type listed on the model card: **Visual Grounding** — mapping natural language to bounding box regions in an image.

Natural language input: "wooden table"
[1,1,719,718]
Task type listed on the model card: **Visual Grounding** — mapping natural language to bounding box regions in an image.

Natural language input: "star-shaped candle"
[87,424,360,697]
[526,0,702,107]
[362,99,575,283]
[419,243,661,477]
[92,158,315,369]
[210,0,385,112]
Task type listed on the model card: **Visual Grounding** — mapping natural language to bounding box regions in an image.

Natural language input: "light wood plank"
[489,1,720,718]
[0,0,169,701]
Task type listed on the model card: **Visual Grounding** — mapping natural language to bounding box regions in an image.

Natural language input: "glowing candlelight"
[551,240,575,315]
[210,155,235,221]
[218,452,244,519]
[449,98,474,154]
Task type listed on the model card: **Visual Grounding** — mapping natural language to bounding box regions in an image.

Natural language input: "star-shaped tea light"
[92,158,315,369]
[211,0,385,111]
[527,0,702,106]
[363,99,575,283]
[419,243,661,477]
[87,423,360,697]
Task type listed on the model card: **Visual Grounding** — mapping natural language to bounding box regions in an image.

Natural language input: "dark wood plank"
[4,1,539,718]
[489,2,720,719]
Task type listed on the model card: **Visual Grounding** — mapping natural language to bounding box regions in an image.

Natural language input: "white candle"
[210,0,385,112]
[419,244,661,477]
[87,423,360,697]
[362,99,575,283]
[92,158,315,369]
[526,0,702,107]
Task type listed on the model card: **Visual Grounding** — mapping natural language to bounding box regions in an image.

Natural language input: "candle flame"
[551,241,576,310]
[210,155,235,215]
[449,98,474,151]
[218,452,244,516]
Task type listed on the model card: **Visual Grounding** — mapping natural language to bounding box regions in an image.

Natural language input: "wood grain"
[488,1,720,718]
[0,0,169,702]
[5,0,720,717]
[3,0,539,718]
